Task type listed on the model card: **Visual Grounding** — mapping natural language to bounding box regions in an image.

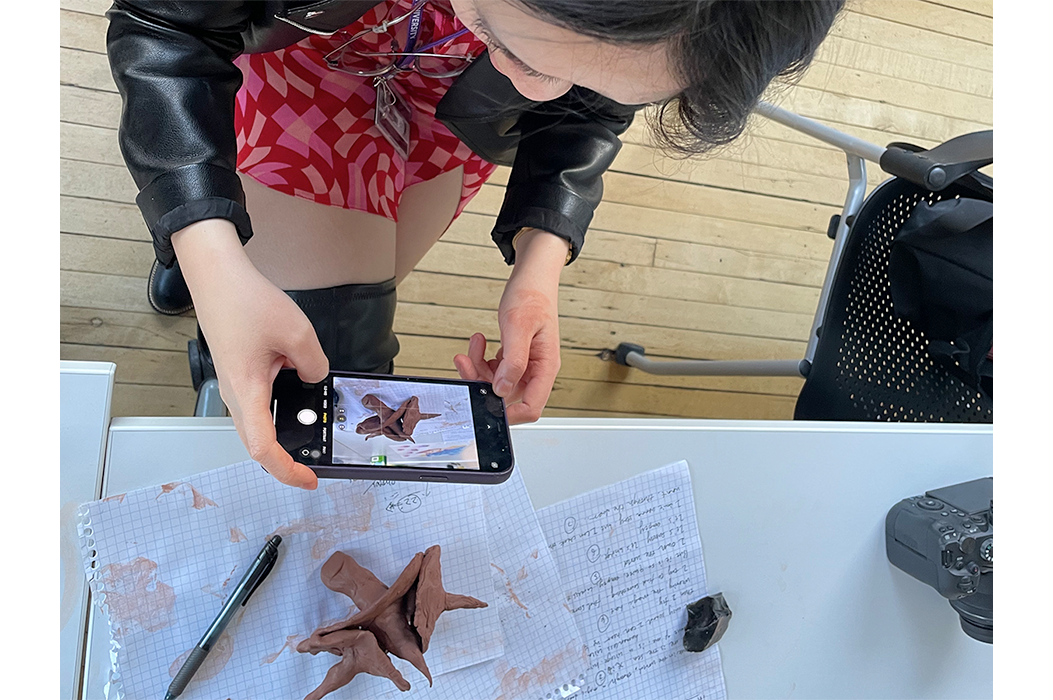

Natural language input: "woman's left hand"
[454,229,568,424]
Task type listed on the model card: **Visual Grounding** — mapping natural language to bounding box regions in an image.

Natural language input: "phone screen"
[272,370,513,482]
[331,375,480,470]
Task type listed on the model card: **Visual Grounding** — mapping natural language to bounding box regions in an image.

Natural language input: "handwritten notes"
[536,462,727,700]
[371,466,587,700]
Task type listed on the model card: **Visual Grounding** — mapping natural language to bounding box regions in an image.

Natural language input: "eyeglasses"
[324,0,477,80]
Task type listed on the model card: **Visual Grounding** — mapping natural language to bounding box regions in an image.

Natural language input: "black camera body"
[885,477,992,643]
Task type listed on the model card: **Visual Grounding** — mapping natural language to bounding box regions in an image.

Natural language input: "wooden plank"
[486,142,853,209]
[60,196,149,242]
[417,241,821,314]
[60,85,121,129]
[60,46,116,93]
[61,232,152,277]
[60,306,804,398]
[61,159,137,203]
[653,239,827,287]
[62,269,153,314]
[109,384,200,418]
[797,59,991,125]
[394,336,805,398]
[831,9,991,70]
[815,35,992,98]
[61,344,190,387]
[400,271,814,343]
[773,85,989,148]
[393,302,806,362]
[850,0,992,45]
[545,376,795,420]
[924,0,992,18]
[585,200,835,261]
[61,0,111,16]
[61,122,123,167]
[61,306,197,353]
[60,8,108,54]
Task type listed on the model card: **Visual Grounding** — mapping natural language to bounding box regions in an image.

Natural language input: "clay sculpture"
[410,545,488,652]
[298,629,410,700]
[356,394,439,442]
[296,547,487,699]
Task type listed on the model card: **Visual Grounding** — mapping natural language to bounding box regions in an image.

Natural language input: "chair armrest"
[879,130,992,192]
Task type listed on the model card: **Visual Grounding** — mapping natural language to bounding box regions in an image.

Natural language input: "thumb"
[285,324,330,384]
[494,323,531,397]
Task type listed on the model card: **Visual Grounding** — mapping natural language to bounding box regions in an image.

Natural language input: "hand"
[454,229,567,424]
[173,220,328,489]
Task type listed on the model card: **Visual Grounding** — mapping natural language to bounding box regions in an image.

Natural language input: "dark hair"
[511,0,845,156]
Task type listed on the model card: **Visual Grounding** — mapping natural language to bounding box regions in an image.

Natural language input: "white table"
[79,417,993,699]
[60,361,116,700]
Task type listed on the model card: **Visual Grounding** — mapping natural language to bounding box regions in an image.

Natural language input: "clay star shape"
[298,629,410,699]
[356,395,439,442]
[300,551,432,685]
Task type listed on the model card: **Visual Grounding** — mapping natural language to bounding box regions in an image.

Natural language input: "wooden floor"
[59,0,993,419]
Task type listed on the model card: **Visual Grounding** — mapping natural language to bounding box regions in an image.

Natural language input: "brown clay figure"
[305,551,432,685]
[356,395,439,442]
[298,547,489,696]
[299,629,410,699]
[412,544,488,652]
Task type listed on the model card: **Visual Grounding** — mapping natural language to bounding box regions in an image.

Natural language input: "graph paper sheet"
[372,466,589,700]
[78,460,503,700]
[535,462,728,700]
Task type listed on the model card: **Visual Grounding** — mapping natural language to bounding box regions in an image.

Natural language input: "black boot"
[188,278,400,392]
[284,278,400,374]
[148,258,194,315]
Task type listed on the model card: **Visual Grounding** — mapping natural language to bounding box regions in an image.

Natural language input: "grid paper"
[373,466,590,700]
[78,460,502,700]
[536,462,728,700]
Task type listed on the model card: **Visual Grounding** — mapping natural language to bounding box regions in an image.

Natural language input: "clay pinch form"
[309,551,432,685]
[399,396,440,437]
[356,394,439,442]
[412,544,488,653]
[299,629,411,700]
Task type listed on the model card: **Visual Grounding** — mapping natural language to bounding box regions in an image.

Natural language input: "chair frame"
[608,101,895,379]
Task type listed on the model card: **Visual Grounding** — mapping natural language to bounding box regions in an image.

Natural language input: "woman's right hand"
[172,219,328,490]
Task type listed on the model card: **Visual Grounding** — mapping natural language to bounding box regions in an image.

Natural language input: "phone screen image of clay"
[330,377,481,470]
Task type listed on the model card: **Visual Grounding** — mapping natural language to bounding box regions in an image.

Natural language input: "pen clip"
[242,553,277,606]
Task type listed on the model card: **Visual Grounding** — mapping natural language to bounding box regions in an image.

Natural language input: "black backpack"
[888,190,992,397]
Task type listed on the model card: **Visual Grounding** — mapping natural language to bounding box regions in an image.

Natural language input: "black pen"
[164,535,283,700]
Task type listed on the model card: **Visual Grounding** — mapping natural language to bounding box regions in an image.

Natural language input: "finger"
[453,353,478,380]
[504,373,553,424]
[285,322,329,384]
[506,347,560,426]
[233,382,319,490]
[466,333,496,383]
[493,325,531,398]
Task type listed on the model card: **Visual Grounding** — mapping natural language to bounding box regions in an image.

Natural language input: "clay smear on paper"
[493,642,586,700]
[169,630,234,681]
[270,485,375,559]
[97,557,176,636]
[156,482,218,510]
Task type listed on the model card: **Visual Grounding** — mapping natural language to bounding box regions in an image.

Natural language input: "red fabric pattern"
[233,0,497,221]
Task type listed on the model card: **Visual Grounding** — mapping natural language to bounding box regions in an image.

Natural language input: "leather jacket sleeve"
[491,88,637,265]
[106,1,256,267]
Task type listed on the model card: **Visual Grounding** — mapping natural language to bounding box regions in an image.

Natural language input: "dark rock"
[683,592,732,652]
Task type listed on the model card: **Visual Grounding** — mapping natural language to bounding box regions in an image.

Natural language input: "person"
[106,0,844,489]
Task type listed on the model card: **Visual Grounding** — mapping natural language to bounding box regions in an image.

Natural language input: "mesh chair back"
[794,177,992,422]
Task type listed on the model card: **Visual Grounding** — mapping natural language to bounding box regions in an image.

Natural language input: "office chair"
[606,102,992,423]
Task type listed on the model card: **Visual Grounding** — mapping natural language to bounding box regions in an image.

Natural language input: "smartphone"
[271,369,514,484]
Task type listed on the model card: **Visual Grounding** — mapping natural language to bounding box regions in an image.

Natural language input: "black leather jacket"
[105,0,639,268]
